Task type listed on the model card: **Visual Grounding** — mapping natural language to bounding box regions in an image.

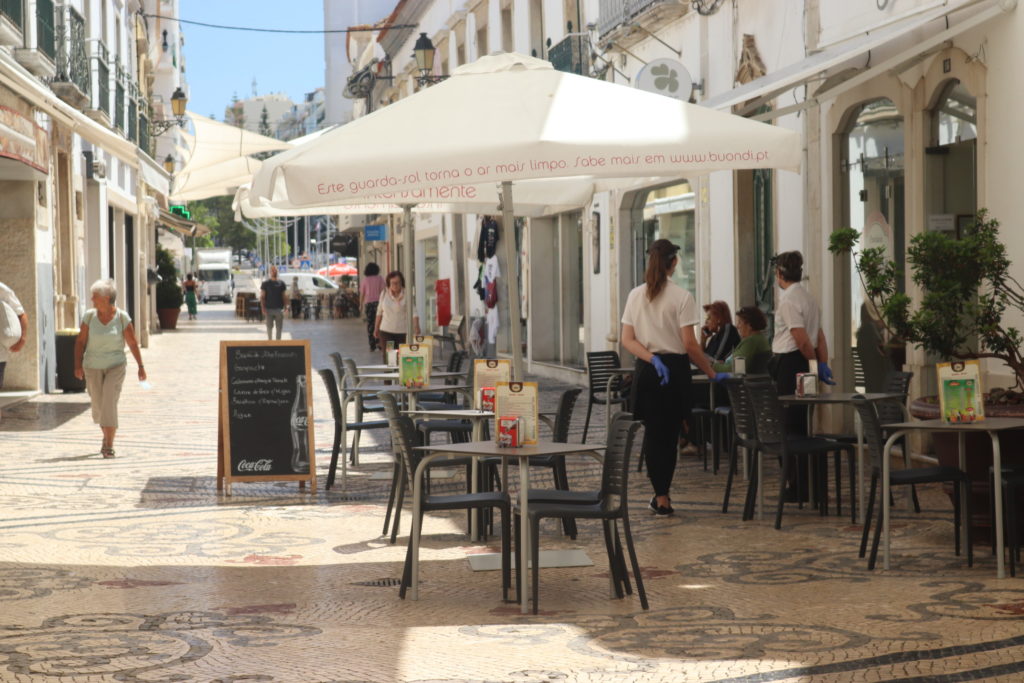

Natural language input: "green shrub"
[155,244,183,309]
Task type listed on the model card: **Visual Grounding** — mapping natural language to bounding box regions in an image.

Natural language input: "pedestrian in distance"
[620,239,729,516]
[289,277,303,319]
[359,262,386,352]
[0,280,29,390]
[182,273,199,320]
[260,265,289,340]
[374,270,420,363]
[73,279,146,458]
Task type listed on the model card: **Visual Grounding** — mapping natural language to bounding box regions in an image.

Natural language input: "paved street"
[1,306,1022,682]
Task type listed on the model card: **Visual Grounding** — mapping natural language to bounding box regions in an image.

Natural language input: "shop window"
[842,98,905,392]
[418,236,440,332]
[530,211,583,368]
[634,182,697,301]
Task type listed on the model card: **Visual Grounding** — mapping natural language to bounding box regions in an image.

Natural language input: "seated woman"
[701,301,741,362]
[714,305,771,374]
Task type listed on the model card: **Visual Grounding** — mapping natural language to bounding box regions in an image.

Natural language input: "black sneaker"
[650,496,674,516]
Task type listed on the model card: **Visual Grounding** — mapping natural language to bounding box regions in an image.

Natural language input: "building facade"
[0,0,188,393]
[343,0,1021,398]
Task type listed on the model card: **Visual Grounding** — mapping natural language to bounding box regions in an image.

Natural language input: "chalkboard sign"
[218,340,316,495]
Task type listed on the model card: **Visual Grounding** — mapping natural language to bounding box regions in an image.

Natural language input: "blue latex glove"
[713,372,732,383]
[650,354,670,386]
[818,361,836,385]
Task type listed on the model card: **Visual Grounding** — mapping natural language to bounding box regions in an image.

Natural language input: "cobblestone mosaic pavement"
[1,304,1022,682]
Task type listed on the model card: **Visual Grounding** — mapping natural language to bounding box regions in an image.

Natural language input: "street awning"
[157,207,210,237]
[701,0,1003,116]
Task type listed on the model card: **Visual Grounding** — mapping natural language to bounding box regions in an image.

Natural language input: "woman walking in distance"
[359,262,386,352]
[374,270,420,362]
[182,273,199,320]
[73,279,146,458]
[621,240,728,515]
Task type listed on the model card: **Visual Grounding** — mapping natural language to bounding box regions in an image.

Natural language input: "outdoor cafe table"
[404,408,494,540]
[879,417,1024,578]
[779,392,906,524]
[356,363,448,373]
[412,440,604,613]
[335,384,471,485]
[356,370,467,386]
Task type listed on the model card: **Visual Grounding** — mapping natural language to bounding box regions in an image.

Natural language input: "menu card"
[411,334,435,369]
[473,359,512,409]
[494,381,539,445]
[399,343,431,387]
[937,360,985,423]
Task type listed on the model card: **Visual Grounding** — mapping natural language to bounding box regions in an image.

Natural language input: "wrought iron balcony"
[91,41,110,118]
[597,0,688,39]
[548,34,590,76]
[51,6,90,108]
[137,100,153,158]
[114,64,126,132]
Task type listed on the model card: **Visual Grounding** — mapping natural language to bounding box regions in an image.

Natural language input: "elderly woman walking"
[73,279,146,458]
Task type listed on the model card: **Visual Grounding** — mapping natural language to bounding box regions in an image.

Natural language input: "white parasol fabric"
[249,53,802,377]
[180,112,292,177]
[172,157,263,202]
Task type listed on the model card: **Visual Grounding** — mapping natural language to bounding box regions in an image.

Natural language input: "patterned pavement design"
[1,303,1022,682]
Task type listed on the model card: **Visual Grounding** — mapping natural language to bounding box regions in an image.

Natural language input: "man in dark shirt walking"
[260,266,289,340]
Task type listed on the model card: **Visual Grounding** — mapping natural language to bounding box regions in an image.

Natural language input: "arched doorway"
[841,98,905,392]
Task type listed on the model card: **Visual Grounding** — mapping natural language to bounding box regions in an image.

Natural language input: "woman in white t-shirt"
[621,239,725,516]
[373,270,420,362]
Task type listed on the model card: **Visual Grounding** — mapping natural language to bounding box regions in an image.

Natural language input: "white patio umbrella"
[250,53,801,377]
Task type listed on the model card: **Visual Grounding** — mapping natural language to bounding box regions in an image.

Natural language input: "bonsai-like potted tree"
[155,244,183,330]
[830,210,1024,538]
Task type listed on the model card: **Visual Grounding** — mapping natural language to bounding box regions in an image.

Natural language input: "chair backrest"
[379,392,421,480]
[317,368,342,423]
[850,396,886,472]
[876,370,914,425]
[586,351,622,394]
[747,350,772,376]
[341,357,359,388]
[446,349,464,373]
[552,388,582,443]
[600,412,642,513]
[329,352,345,385]
[851,347,866,391]
[743,375,787,448]
[721,377,757,442]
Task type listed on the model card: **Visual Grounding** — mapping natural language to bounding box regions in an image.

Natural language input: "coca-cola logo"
[291,416,308,429]
[237,459,273,472]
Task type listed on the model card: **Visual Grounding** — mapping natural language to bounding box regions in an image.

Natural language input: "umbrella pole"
[500,181,524,381]
[402,204,415,340]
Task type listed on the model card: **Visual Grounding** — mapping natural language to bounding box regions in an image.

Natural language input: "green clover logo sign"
[651,64,679,94]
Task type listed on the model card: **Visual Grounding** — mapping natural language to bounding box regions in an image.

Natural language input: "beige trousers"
[83,364,126,428]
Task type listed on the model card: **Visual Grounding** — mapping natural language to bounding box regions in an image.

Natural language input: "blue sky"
[179,1,326,120]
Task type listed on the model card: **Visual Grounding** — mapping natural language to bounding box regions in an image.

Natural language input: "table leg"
[881,431,903,570]
[470,420,482,541]
[856,412,865,525]
[519,456,530,614]
[990,432,1005,579]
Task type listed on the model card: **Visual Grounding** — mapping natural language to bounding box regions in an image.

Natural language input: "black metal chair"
[318,368,389,490]
[515,413,648,614]
[851,395,973,570]
[582,351,629,442]
[718,377,760,517]
[743,376,856,529]
[378,393,512,601]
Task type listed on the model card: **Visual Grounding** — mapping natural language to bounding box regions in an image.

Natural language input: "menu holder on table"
[399,343,431,387]
[495,381,539,445]
[473,358,512,409]
[937,359,985,423]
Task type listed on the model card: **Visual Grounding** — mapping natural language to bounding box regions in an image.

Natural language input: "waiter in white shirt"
[621,239,726,516]
[770,250,835,435]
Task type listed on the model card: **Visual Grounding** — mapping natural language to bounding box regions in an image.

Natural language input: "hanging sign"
[364,224,387,241]
[436,278,452,328]
[635,59,694,101]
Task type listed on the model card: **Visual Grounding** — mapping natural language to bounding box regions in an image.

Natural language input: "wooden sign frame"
[217,339,316,495]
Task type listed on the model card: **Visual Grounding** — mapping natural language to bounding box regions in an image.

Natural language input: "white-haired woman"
[73,279,146,458]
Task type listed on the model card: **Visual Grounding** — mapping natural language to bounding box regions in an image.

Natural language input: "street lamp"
[413,33,448,86]
[163,154,174,174]
[150,87,189,135]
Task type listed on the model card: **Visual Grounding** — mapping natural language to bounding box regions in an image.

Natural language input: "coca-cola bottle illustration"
[290,375,310,474]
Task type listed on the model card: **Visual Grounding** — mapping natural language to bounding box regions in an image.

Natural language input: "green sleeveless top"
[82,308,131,370]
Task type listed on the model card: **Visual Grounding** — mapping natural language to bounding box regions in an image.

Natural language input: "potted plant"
[155,244,183,330]
[830,209,1024,537]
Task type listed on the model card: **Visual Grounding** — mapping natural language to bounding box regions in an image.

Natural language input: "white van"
[283,272,339,298]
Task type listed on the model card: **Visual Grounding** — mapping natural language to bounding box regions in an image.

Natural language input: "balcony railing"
[1,0,23,31]
[92,41,109,116]
[548,34,590,76]
[36,0,55,58]
[128,96,137,143]
[598,0,685,38]
[138,100,152,158]
[52,6,90,104]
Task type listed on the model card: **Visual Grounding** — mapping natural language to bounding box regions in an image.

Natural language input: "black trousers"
[365,301,379,350]
[633,353,691,497]
[379,331,407,363]
[769,349,810,435]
